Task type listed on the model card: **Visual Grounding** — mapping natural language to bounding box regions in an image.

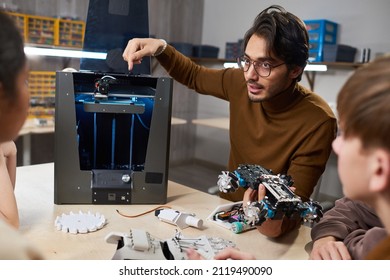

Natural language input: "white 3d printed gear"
[55,211,106,234]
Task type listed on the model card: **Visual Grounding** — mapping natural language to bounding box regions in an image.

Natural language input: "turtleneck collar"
[260,82,304,113]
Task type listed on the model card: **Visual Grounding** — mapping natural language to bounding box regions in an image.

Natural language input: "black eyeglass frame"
[237,56,286,77]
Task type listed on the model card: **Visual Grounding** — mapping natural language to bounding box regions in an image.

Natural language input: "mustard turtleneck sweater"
[157,45,337,202]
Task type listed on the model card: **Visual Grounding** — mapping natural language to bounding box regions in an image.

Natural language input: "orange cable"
[116,205,172,218]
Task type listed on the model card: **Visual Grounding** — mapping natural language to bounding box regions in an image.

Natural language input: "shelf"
[192,57,364,69]
[304,62,365,91]
[171,117,188,125]
[28,71,56,119]
[19,119,55,136]
[192,56,362,66]
[58,19,85,48]
[314,62,364,68]
[191,57,365,91]
[190,57,235,64]
[7,12,85,48]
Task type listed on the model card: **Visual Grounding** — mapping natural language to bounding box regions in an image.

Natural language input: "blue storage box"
[304,19,338,44]
[304,19,338,62]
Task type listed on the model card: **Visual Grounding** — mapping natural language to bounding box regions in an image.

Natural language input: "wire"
[136,114,150,130]
[116,205,172,218]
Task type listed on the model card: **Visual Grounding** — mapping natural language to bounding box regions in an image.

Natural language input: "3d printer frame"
[54,72,172,205]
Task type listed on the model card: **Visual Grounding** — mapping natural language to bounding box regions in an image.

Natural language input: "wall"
[203,0,390,58]
[149,0,204,165]
[202,0,390,103]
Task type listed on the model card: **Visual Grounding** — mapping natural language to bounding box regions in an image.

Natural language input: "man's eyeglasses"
[237,56,285,77]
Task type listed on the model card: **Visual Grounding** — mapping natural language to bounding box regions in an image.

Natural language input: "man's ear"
[369,149,390,193]
[289,66,303,80]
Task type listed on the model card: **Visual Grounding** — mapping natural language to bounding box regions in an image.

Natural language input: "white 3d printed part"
[55,211,106,234]
[156,209,203,229]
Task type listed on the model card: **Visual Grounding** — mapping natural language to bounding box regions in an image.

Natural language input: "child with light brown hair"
[331,55,390,259]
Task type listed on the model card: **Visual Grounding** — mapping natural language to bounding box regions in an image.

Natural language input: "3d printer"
[54,72,173,204]
[54,0,172,205]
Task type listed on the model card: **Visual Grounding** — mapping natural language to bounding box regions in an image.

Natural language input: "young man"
[123,5,337,237]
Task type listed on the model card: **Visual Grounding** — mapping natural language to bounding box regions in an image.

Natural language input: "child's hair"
[0,9,27,99]
[337,56,390,151]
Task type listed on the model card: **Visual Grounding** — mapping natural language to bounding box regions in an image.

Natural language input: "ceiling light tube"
[24,46,107,60]
[304,64,327,71]
[223,62,239,68]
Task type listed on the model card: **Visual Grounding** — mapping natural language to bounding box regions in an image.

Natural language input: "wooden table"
[15,163,312,260]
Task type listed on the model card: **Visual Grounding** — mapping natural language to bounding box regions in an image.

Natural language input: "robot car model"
[217,164,323,226]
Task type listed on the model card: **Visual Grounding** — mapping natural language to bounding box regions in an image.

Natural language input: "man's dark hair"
[243,5,309,81]
[0,9,27,98]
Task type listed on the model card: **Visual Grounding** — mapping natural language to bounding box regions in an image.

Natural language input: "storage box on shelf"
[58,19,85,48]
[28,71,56,120]
[225,39,243,60]
[304,19,338,62]
[193,45,219,58]
[170,42,194,56]
[6,12,85,48]
[26,14,58,45]
[323,44,357,62]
